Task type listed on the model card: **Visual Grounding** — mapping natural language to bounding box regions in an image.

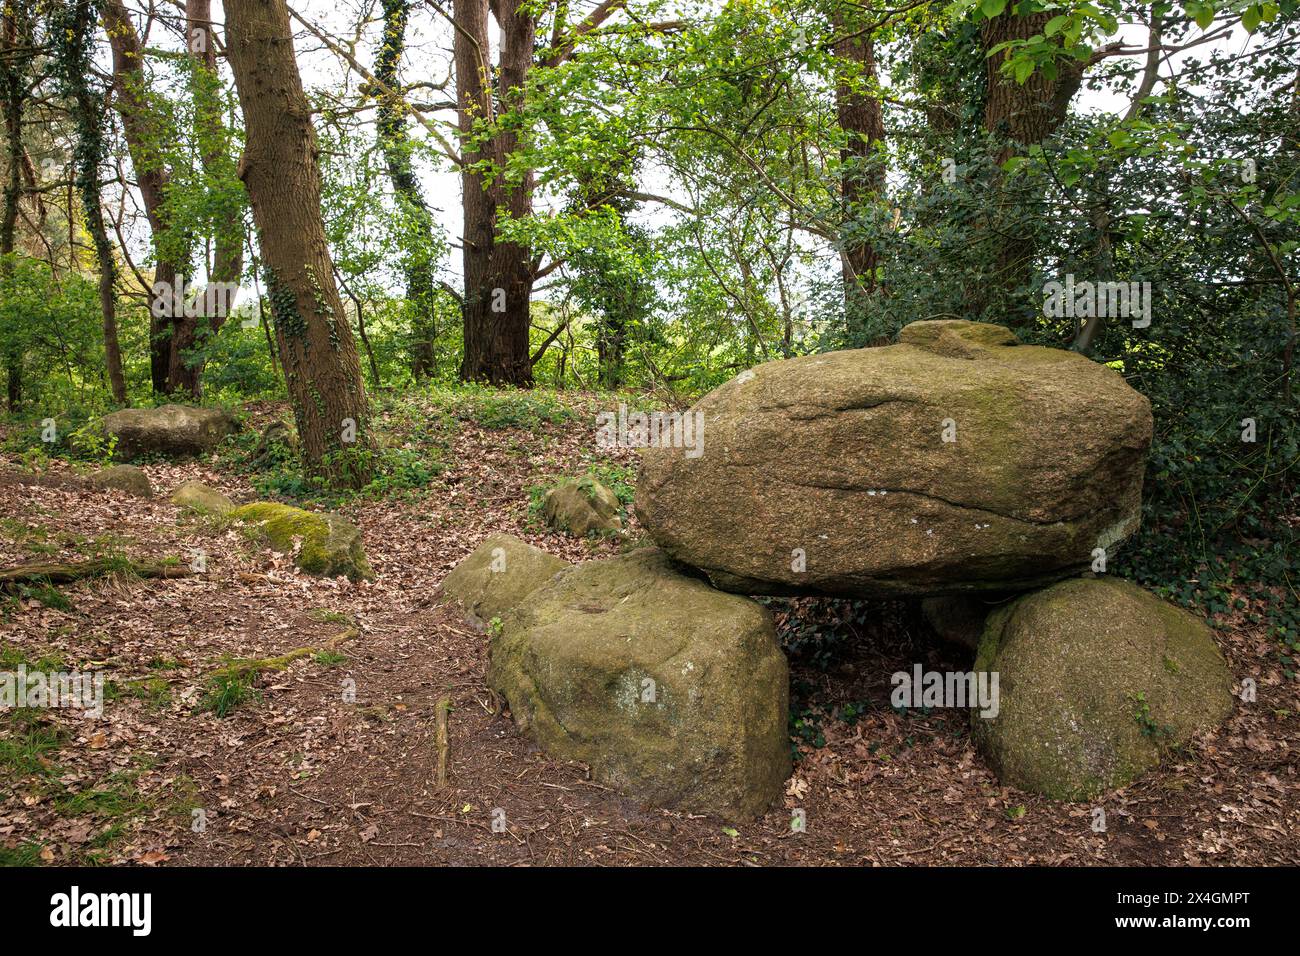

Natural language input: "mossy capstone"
[439,533,569,625]
[972,577,1234,800]
[488,548,790,821]
[229,502,373,581]
[635,320,1153,598]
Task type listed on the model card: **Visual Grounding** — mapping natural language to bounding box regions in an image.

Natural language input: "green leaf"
[981,0,1009,16]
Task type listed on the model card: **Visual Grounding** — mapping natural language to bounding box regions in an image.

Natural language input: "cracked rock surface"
[634,320,1153,598]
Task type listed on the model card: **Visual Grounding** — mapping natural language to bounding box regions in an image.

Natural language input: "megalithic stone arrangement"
[634,319,1155,597]
[442,320,1234,818]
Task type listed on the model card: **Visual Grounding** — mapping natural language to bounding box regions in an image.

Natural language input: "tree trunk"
[833,4,886,316]
[165,0,246,398]
[224,0,374,486]
[376,0,438,379]
[453,0,535,386]
[982,12,1083,161]
[978,10,1085,320]
[56,0,127,405]
[0,2,32,410]
[103,0,179,397]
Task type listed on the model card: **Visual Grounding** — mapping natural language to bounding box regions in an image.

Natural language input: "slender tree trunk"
[453,0,534,386]
[225,0,374,486]
[0,1,32,410]
[833,4,886,317]
[57,0,127,405]
[376,0,438,379]
[103,0,178,396]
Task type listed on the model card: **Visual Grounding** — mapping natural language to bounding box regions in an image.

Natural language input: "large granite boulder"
[972,577,1234,800]
[635,320,1153,598]
[488,548,790,821]
[228,502,373,581]
[439,533,569,625]
[101,404,237,460]
[87,464,152,498]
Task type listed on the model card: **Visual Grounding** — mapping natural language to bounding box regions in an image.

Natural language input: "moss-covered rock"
[171,480,234,515]
[439,533,569,625]
[542,478,622,536]
[635,319,1153,598]
[228,502,373,581]
[87,464,152,498]
[101,404,237,460]
[489,548,790,821]
[972,577,1234,800]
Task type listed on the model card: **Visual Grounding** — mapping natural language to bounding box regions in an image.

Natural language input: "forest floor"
[0,389,1296,867]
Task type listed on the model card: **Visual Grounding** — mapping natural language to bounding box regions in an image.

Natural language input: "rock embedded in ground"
[228,502,373,581]
[921,593,1013,651]
[171,480,235,516]
[101,404,238,460]
[438,533,569,625]
[488,548,790,821]
[87,464,153,498]
[542,478,622,536]
[635,319,1153,598]
[972,577,1234,800]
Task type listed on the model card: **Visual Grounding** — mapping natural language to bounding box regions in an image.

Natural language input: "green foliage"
[0,708,65,778]
[445,385,576,430]
[65,417,117,464]
[1133,692,1175,741]
[199,670,258,718]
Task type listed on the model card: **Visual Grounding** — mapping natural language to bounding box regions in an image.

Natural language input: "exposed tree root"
[0,558,192,586]
[208,623,360,681]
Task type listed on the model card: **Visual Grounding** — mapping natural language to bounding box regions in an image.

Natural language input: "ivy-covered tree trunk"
[0,1,32,410]
[977,9,1084,322]
[832,3,885,317]
[103,0,179,396]
[224,0,374,487]
[453,0,535,386]
[375,0,439,380]
[55,0,127,406]
[166,0,246,398]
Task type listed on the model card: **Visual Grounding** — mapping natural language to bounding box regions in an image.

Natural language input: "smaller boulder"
[542,478,622,536]
[171,480,234,516]
[973,577,1234,800]
[101,404,237,460]
[229,502,373,581]
[439,533,569,625]
[921,594,1012,651]
[247,420,298,469]
[490,548,790,820]
[88,464,152,498]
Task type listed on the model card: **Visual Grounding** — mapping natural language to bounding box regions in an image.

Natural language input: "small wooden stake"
[435,696,452,790]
